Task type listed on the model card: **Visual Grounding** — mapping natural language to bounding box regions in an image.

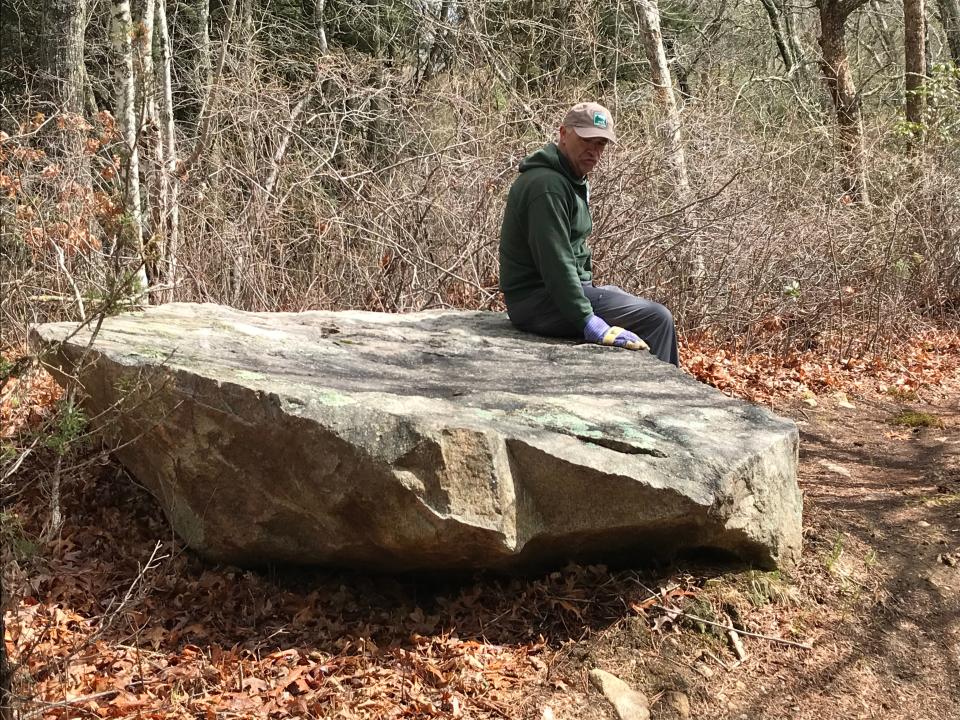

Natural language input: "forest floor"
[2,333,960,720]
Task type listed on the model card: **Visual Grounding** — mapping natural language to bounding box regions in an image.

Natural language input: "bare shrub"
[2,1,959,358]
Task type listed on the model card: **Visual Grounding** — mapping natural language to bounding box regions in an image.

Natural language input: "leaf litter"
[3,331,960,718]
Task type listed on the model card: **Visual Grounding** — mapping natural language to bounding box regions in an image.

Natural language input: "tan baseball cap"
[562,102,616,143]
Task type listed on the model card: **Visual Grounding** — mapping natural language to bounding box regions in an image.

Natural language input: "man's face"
[557,126,610,178]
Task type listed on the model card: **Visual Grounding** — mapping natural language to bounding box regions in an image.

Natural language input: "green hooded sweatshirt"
[499,142,594,330]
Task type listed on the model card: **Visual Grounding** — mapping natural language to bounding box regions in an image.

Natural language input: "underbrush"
[3,324,958,717]
[2,85,958,356]
[3,52,960,720]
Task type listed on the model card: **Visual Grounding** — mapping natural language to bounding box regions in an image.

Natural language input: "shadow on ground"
[8,393,960,720]
[726,394,960,720]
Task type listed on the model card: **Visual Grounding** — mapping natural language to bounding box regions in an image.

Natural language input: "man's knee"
[649,301,674,330]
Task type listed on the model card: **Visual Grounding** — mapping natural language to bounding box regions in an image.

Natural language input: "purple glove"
[583,314,650,351]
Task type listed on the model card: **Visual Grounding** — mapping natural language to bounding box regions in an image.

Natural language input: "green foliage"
[43,398,89,456]
[894,65,960,141]
[918,492,960,507]
[0,355,14,381]
[892,255,919,280]
[885,386,918,402]
[683,596,723,636]
[782,279,801,300]
[887,409,942,429]
[1,440,18,464]
[0,510,39,560]
[825,532,845,573]
[743,570,797,607]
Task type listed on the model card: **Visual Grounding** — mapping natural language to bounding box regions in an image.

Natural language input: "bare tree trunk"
[904,0,926,131]
[817,0,871,204]
[314,0,329,55]
[634,0,691,204]
[237,0,255,63]
[196,0,212,123]
[139,0,162,291]
[40,0,97,315]
[188,0,236,170]
[47,0,87,113]
[419,0,452,87]
[937,0,960,84]
[782,6,805,74]
[111,0,150,299]
[139,0,157,118]
[760,0,797,74]
[157,0,180,302]
[45,0,91,281]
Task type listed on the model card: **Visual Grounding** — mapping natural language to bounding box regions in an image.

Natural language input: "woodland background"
[1,0,960,718]
[0,0,958,353]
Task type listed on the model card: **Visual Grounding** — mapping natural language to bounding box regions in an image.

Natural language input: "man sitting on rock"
[498,102,679,366]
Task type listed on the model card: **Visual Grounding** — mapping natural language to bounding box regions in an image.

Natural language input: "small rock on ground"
[660,690,691,719]
[588,669,650,720]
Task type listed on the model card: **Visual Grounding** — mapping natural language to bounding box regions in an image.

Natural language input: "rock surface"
[31,303,802,571]
[588,669,651,720]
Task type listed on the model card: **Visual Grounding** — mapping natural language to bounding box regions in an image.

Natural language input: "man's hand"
[583,314,650,351]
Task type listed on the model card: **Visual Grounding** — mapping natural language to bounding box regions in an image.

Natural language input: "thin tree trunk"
[187,0,235,171]
[817,0,871,204]
[237,0,254,63]
[760,0,797,74]
[419,0,451,86]
[47,0,87,113]
[904,0,926,131]
[313,0,329,55]
[111,0,150,299]
[869,0,899,63]
[81,63,98,116]
[634,0,691,204]
[783,6,805,74]
[140,0,162,290]
[43,0,94,306]
[157,0,179,302]
[139,0,157,119]
[937,0,960,86]
[196,0,212,126]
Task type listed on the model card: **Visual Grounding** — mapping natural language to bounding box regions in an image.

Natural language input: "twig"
[0,438,38,485]
[0,113,59,143]
[699,648,734,671]
[653,603,812,650]
[20,690,118,720]
[46,239,86,322]
[630,578,812,650]
[29,542,169,681]
[99,541,168,636]
[727,626,748,661]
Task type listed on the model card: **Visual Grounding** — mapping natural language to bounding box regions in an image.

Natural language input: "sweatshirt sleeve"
[524,191,594,329]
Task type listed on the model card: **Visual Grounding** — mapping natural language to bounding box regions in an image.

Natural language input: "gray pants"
[506,283,679,366]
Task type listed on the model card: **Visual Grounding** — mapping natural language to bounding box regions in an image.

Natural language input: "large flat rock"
[31,303,802,571]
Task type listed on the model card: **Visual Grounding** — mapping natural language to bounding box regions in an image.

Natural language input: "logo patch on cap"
[593,112,608,128]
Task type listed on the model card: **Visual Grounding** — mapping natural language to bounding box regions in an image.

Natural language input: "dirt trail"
[5,381,959,720]
[778,393,960,719]
[533,391,960,720]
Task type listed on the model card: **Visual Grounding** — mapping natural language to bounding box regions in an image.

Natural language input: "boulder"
[30,303,802,571]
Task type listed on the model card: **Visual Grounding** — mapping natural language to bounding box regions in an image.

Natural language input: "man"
[499,102,679,366]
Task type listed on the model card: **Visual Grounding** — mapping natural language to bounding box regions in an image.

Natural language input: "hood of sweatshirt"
[518,142,586,188]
